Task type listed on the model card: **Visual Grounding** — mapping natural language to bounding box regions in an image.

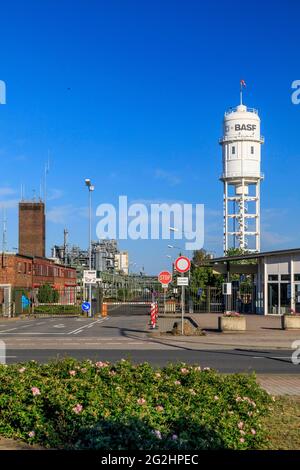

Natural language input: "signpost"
[174,256,191,334]
[158,271,172,314]
[177,277,189,286]
[81,301,91,313]
[197,287,203,297]
[83,270,97,285]
[222,282,232,313]
[83,270,97,317]
[158,271,172,287]
[174,256,191,274]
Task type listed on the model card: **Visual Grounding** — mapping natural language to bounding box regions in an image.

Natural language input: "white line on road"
[0,327,18,333]
[0,332,68,335]
[68,319,106,335]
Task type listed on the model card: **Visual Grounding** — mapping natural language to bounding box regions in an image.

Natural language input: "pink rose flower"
[155,405,164,412]
[69,370,76,376]
[19,367,26,373]
[72,404,83,414]
[137,398,146,405]
[240,438,245,443]
[95,361,108,368]
[251,429,256,435]
[238,421,244,429]
[180,368,189,374]
[28,431,35,438]
[174,380,181,385]
[214,395,219,401]
[31,387,41,396]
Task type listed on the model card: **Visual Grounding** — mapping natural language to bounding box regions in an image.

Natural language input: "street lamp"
[85,178,95,317]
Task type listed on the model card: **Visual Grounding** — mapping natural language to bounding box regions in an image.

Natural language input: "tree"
[190,249,223,291]
[37,284,59,303]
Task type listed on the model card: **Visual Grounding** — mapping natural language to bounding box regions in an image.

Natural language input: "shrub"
[0,359,272,450]
[33,304,82,314]
[37,284,59,304]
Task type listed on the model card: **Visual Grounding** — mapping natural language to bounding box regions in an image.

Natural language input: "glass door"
[280,283,291,315]
[268,283,279,314]
[295,284,300,313]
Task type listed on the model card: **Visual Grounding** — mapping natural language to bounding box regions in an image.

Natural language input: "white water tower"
[220,88,264,253]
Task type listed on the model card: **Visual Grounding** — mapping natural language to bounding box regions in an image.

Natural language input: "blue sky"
[0,0,299,274]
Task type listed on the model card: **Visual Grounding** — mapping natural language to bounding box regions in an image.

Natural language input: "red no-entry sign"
[158,271,172,286]
[175,256,191,273]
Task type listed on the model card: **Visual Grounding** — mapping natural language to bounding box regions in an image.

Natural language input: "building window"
[251,146,254,155]
[294,274,300,281]
[232,146,236,155]
[281,274,291,281]
[268,275,278,281]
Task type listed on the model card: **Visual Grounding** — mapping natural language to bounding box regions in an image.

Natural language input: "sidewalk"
[257,375,300,395]
[152,313,300,349]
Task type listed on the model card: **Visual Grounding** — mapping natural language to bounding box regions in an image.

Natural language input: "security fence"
[0,286,80,317]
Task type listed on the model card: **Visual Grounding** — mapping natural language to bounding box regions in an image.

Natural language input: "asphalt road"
[2,348,299,373]
[0,309,299,373]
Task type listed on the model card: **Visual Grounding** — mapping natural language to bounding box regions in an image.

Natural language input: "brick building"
[19,201,45,258]
[0,253,77,315]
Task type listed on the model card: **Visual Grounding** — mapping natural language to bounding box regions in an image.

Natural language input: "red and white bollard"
[150,302,158,329]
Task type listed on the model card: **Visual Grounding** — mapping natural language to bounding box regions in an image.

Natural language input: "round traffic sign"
[81,301,91,312]
[175,256,191,273]
[158,271,172,286]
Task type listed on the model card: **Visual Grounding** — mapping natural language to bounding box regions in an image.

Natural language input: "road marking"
[0,327,18,333]
[68,319,105,335]
[36,322,46,325]
[53,324,66,328]
[0,332,68,335]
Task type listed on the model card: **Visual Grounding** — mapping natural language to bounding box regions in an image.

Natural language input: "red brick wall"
[19,202,45,258]
[0,254,76,290]
[0,254,33,288]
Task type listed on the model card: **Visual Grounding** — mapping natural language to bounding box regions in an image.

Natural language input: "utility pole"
[85,179,95,317]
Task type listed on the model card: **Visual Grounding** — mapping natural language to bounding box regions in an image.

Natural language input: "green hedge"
[33,305,82,314]
[0,359,272,450]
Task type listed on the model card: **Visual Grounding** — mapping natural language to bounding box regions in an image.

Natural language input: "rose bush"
[0,359,272,450]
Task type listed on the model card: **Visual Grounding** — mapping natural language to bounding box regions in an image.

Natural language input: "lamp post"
[85,178,95,317]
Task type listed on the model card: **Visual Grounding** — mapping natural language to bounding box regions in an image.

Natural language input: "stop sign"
[158,271,172,286]
[175,256,191,273]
